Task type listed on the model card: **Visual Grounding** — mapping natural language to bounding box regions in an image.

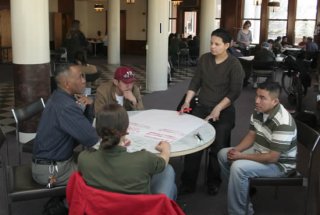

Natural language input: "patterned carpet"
[0,64,195,134]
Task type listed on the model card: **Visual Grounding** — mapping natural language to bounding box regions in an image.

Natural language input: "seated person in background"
[298,36,307,50]
[103,31,108,56]
[78,104,177,200]
[218,81,297,215]
[95,66,144,113]
[273,36,283,55]
[74,51,98,75]
[32,64,99,186]
[252,42,276,87]
[305,36,319,60]
[237,20,252,55]
[228,39,244,58]
[96,30,103,42]
[281,36,291,48]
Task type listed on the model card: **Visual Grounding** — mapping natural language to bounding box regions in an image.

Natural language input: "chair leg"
[204,147,210,185]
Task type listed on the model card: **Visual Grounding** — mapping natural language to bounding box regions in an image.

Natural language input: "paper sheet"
[126,109,207,153]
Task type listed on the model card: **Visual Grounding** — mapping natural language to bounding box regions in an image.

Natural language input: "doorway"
[183,11,197,38]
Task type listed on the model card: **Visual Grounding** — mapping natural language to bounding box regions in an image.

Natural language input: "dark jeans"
[181,103,235,188]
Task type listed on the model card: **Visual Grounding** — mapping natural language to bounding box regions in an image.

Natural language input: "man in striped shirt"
[218,81,297,215]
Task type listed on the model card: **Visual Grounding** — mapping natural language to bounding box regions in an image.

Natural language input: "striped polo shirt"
[250,103,297,172]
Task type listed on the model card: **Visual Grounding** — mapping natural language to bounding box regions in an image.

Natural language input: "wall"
[75,0,146,40]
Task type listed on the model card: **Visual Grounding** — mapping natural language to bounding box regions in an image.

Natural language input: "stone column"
[146,0,169,92]
[199,0,216,56]
[11,0,51,131]
[107,0,120,64]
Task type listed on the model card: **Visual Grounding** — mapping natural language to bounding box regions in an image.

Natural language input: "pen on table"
[195,132,203,142]
[179,108,192,113]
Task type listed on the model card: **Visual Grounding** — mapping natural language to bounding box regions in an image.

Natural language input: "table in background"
[88,40,103,56]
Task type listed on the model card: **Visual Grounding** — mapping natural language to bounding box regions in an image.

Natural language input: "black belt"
[32,158,57,165]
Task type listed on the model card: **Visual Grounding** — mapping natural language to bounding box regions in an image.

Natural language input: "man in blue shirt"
[32,64,99,186]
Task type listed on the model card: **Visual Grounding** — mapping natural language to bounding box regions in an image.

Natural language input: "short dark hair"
[211,28,232,44]
[243,20,251,28]
[96,104,129,150]
[54,63,75,85]
[257,81,282,98]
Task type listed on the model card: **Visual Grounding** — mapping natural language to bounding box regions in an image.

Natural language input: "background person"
[179,28,245,196]
[94,66,144,114]
[64,20,88,62]
[78,104,177,200]
[237,20,252,55]
[218,81,297,215]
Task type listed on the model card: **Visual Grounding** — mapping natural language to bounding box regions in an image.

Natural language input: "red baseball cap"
[114,67,136,84]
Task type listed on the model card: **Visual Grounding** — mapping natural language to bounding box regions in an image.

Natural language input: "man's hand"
[75,94,93,105]
[227,148,242,161]
[123,90,137,105]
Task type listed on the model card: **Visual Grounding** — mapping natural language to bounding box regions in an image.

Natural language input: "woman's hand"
[179,102,191,114]
[205,105,222,122]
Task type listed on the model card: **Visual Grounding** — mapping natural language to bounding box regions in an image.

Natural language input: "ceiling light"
[94,4,104,12]
[172,0,183,6]
[126,0,135,4]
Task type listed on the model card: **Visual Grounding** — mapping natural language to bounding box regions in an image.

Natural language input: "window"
[294,0,317,44]
[243,0,261,44]
[267,0,288,40]
[215,0,221,29]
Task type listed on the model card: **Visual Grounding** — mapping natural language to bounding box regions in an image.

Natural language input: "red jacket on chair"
[66,172,185,215]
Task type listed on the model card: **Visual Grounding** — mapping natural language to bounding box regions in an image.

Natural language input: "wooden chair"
[11,98,45,164]
[0,127,66,215]
[246,120,320,215]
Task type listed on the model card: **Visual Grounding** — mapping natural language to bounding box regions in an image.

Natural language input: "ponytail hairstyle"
[96,104,129,150]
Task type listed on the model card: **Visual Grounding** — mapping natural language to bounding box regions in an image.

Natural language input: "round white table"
[94,109,216,157]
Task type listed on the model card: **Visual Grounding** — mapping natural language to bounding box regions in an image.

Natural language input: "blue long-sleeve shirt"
[33,89,99,161]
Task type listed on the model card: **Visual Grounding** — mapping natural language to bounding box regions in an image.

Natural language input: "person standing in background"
[64,20,88,62]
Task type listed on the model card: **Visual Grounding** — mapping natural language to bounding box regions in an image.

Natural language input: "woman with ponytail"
[78,104,177,200]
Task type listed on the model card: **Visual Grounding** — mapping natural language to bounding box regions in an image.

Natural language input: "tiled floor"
[0,82,15,134]
[0,62,195,135]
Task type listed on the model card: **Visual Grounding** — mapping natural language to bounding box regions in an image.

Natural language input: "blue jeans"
[151,164,177,200]
[218,147,285,215]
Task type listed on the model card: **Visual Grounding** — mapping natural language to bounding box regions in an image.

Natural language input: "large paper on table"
[127,109,207,153]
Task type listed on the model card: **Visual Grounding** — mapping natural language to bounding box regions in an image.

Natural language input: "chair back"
[295,120,320,177]
[67,172,185,215]
[0,129,66,215]
[305,125,320,214]
[12,98,45,123]
[11,98,45,163]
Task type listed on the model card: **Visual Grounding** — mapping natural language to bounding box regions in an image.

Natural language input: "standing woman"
[179,28,245,195]
[237,20,252,56]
